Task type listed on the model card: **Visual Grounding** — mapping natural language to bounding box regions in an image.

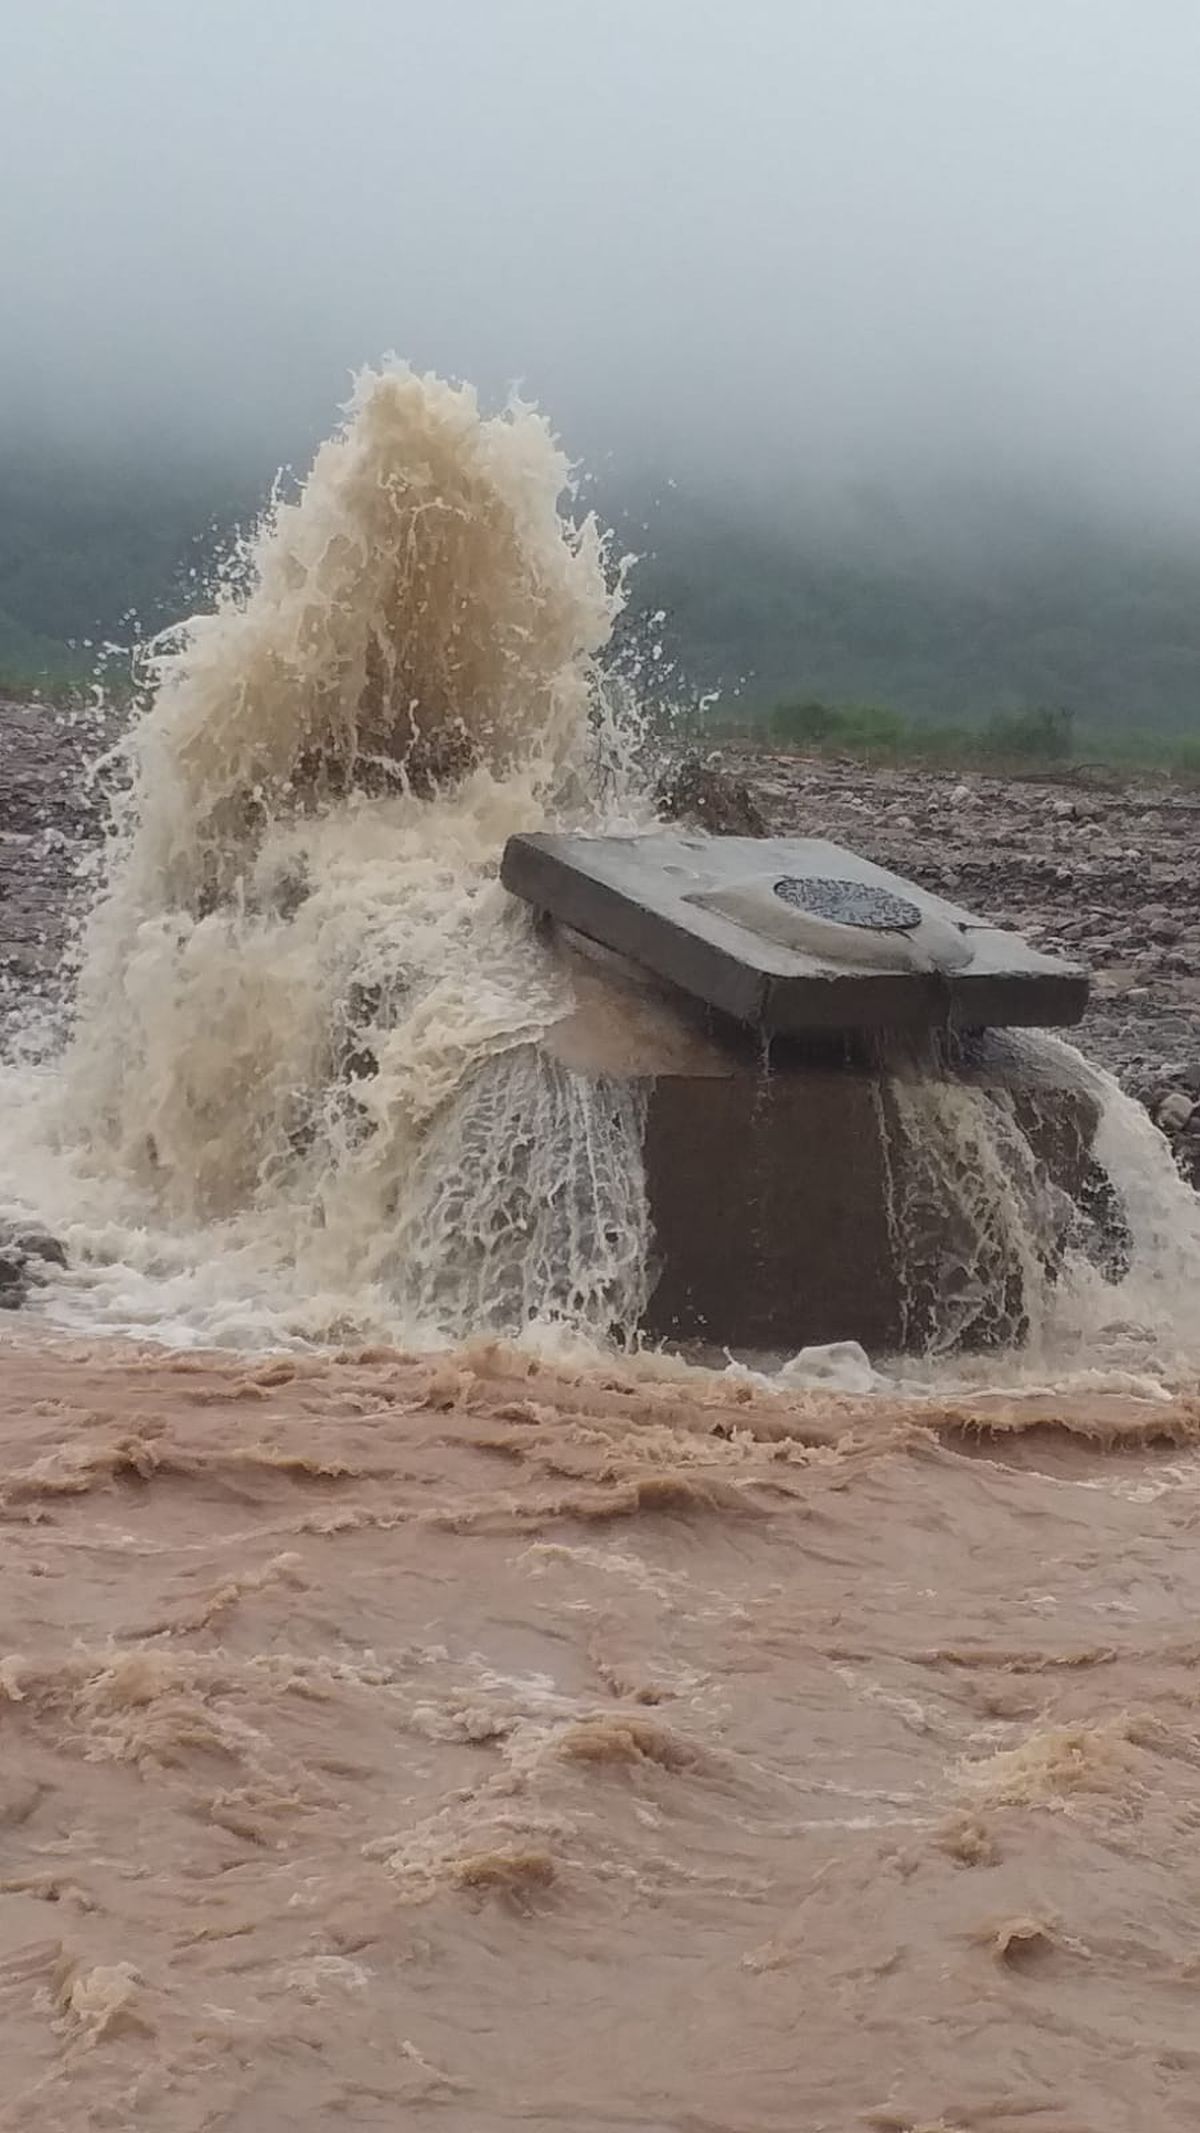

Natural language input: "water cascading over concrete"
[502,829,1113,1357]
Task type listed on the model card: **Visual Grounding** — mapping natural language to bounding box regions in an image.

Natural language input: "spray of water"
[10,365,652,1345]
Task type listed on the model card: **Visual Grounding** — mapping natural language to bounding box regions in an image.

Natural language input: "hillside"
[4,446,1200,743]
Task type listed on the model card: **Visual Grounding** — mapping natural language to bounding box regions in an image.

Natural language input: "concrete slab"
[502,831,1088,1034]
[539,956,1111,1354]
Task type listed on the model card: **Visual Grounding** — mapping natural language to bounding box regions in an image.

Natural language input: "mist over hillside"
[5,436,1200,743]
[6,6,1200,742]
[623,480,1200,733]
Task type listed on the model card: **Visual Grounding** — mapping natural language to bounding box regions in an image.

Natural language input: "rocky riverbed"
[3,697,1199,1184]
[0,696,122,1050]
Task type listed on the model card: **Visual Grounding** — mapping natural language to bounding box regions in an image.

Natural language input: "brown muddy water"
[4,1334,1200,2131]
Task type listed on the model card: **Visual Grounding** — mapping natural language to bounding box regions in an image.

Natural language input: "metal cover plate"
[773,876,922,932]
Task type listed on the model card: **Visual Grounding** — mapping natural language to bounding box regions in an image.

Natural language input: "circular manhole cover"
[772,876,922,932]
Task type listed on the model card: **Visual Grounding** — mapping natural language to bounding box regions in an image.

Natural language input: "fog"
[4,0,1200,531]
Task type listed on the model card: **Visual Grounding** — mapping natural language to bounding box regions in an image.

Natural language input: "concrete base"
[640,1060,1108,1355]
[545,938,1113,1357]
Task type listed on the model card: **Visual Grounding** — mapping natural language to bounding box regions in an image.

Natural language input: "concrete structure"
[543,941,1110,1355]
[502,831,1087,1035]
[503,831,1103,1357]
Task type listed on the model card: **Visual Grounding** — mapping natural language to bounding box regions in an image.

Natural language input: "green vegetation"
[703,696,1200,780]
[761,698,1078,765]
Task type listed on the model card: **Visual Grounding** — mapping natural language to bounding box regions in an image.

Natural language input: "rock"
[0,1251,28,1309]
[0,1219,66,1270]
[1154,1090,1195,1134]
[0,1220,67,1313]
[654,754,768,837]
[776,1340,879,1394]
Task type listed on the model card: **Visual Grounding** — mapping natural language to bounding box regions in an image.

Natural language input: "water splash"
[17,365,652,1347]
[885,1071,1044,1356]
[884,1032,1200,1388]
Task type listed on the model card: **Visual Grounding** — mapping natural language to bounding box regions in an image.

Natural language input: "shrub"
[979,706,1075,761]
[771,697,843,745]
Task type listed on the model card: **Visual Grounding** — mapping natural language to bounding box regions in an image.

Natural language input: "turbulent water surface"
[5,1342,1200,2131]
[4,367,1200,2128]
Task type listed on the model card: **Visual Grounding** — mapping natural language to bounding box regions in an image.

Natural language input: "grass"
[708,697,1200,785]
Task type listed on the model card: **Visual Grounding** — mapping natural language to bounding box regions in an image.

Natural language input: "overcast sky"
[4,1,1200,525]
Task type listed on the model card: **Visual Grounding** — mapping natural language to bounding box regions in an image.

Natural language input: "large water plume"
[44,365,651,1345]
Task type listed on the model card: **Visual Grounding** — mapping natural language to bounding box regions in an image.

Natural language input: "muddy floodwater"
[2,1334,1199,2131]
